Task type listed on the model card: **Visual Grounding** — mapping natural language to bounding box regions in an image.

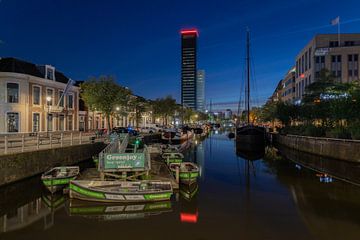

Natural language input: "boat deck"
[78,153,178,190]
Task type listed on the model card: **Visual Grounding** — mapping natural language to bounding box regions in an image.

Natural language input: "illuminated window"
[7,83,19,103]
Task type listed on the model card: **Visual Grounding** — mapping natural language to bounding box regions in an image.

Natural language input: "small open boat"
[69,180,173,203]
[169,162,199,184]
[162,152,184,164]
[41,166,80,194]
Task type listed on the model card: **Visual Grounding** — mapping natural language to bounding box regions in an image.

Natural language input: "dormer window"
[45,65,55,80]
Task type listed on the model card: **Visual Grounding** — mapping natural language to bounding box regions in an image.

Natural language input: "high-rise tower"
[181,29,198,110]
[196,69,205,112]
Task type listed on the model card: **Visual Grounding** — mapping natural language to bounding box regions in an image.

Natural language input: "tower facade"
[181,29,198,110]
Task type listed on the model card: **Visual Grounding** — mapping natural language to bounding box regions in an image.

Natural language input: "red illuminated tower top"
[180,28,199,37]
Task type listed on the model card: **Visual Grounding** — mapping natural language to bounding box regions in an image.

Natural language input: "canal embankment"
[273,133,360,162]
[0,142,106,187]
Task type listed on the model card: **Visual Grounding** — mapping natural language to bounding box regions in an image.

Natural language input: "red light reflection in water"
[180,211,198,223]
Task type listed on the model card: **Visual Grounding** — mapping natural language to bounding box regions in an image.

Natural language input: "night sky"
[1,0,360,110]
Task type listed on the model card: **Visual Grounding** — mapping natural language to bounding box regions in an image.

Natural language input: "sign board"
[314,48,329,56]
[104,153,145,170]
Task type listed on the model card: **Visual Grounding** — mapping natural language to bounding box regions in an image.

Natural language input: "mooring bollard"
[4,136,8,154]
[21,135,25,152]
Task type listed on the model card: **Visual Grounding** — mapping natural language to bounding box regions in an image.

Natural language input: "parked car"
[140,127,157,134]
[111,127,128,134]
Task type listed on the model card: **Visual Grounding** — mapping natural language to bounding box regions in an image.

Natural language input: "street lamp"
[116,107,120,111]
[46,96,52,136]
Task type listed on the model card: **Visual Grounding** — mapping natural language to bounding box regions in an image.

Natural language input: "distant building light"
[300,74,305,78]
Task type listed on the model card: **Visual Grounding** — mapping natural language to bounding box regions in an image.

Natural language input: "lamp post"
[46,96,52,137]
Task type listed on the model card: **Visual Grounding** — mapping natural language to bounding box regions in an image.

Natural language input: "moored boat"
[162,152,184,164]
[69,180,173,203]
[41,166,80,194]
[169,162,199,184]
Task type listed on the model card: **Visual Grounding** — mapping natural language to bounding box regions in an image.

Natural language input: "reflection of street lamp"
[116,106,120,111]
[46,96,52,136]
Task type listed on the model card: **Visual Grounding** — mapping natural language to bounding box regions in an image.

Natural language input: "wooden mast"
[246,29,250,125]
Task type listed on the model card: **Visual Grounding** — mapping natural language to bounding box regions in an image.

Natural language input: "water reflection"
[68,200,172,221]
[1,132,360,240]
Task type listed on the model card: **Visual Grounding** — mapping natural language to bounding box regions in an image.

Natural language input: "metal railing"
[0,131,104,155]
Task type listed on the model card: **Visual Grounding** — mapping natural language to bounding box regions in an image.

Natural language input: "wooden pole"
[4,136,8,154]
[60,133,63,147]
[79,132,82,144]
[36,134,40,150]
[70,132,73,146]
[175,166,179,184]
[50,133,52,149]
[21,135,25,152]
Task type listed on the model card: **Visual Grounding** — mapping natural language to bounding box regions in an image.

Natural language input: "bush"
[303,125,326,137]
[326,127,351,139]
[349,125,360,140]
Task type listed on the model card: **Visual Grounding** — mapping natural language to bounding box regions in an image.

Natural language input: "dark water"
[1,131,360,240]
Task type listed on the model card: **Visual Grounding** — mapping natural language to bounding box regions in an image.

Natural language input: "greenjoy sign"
[104,153,145,169]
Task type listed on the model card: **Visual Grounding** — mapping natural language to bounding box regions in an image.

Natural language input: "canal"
[1,130,360,240]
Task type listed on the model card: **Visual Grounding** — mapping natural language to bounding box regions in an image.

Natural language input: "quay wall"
[274,134,360,163]
[0,142,106,187]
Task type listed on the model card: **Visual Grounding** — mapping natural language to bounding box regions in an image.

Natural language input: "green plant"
[326,127,351,139]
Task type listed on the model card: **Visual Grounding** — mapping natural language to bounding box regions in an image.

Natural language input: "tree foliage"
[80,76,131,131]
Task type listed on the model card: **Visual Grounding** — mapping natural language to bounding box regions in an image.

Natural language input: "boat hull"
[236,126,265,151]
[42,176,77,194]
[69,181,173,203]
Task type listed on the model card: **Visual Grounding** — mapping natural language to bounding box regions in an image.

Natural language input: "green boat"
[69,180,173,203]
[41,166,80,194]
[68,199,172,221]
[169,162,199,184]
[162,152,184,164]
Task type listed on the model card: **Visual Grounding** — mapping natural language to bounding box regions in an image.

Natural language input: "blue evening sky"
[1,0,360,109]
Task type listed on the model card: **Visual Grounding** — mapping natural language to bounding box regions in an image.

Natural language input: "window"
[68,115,73,130]
[67,94,74,109]
[47,114,53,131]
[345,41,354,46]
[331,55,342,78]
[33,113,40,132]
[305,51,308,71]
[33,86,41,105]
[330,41,339,47]
[46,88,54,105]
[309,47,312,69]
[7,83,19,103]
[46,66,55,80]
[59,91,64,107]
[348,54,359,81]
[59,115,65,131]
[7,112,19,132]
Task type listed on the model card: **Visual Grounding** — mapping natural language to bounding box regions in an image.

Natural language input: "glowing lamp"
[300,74,305,78]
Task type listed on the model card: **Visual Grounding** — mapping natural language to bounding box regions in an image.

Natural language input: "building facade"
[196,69,205,112]
[295,34,360,100]
[281,67,296,103]
[0,58,79,133]
[181,29,198,110]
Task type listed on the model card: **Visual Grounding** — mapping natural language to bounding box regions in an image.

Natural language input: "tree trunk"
[106,113,111,135]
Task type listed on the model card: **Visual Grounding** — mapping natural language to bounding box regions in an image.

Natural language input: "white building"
[0,58,80,133]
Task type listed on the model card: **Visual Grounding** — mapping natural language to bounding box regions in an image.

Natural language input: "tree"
[151,96,177,125]
[128,96,148,128]
[80,76,131,131]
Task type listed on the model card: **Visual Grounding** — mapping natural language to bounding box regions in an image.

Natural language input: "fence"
[0,131,104,155]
